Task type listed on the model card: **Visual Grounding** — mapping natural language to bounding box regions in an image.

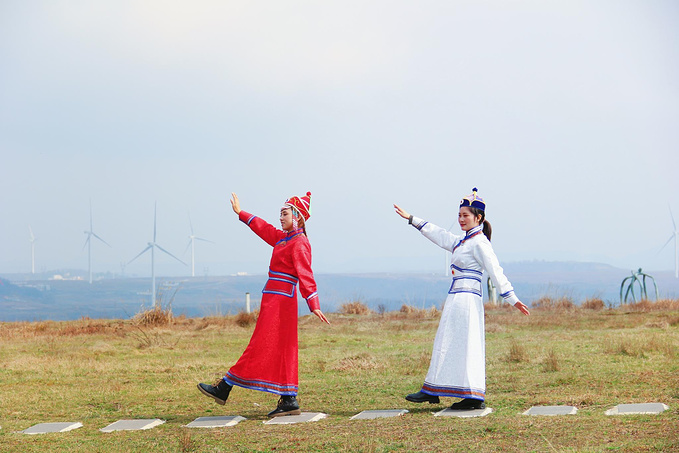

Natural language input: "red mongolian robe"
[224,211,320,396]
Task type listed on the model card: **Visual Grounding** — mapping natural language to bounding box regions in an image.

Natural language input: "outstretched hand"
[230,192,241,215]
[514,301,530,316]
[313,309,330,324]
[393,204,410,220]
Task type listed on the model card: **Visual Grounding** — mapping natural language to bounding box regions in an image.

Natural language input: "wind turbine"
[660,206,678,279]
[128,204,186,306]
[28,225,36,274]
[184,213,215,277]
[83,201,111,284]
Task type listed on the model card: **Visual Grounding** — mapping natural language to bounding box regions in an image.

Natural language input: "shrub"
[398,304,440,319]
[531,296,575,311]
[625,299,679,312]
[542,348,560,372]
[234,310,258,327]
[581,298,605,310]
[507,339,529,363]
[339,301,372,315]
[134,306,173,327]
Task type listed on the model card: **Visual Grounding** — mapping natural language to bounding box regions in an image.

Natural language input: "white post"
[246,292,251,313]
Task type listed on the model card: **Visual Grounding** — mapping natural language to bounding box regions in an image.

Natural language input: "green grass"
[1,305,678,452]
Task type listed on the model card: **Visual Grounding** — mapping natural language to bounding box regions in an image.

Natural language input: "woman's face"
[280,208,294,231]
[458,207,482,232]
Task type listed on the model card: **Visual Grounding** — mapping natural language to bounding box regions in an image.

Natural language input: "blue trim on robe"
[224,372,298,396]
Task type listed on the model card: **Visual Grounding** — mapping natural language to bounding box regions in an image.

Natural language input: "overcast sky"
[1,0,678,280]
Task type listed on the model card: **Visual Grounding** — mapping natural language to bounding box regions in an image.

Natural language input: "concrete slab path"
[100,419,165,432]
[434,407,493,418]
[350,409,409,420]
[605,403,669,416]
[185,416,246,428]
[20,422,83,434]
[263,412,327,425]
[523,406,578,416]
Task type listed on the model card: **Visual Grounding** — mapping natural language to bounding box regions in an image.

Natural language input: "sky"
[1,0,678,279]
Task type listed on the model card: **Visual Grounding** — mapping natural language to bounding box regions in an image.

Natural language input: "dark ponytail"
[482,219,492,242]
[469,207,492,242]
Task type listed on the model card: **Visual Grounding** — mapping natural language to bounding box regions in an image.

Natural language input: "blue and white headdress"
[459,187,486,211]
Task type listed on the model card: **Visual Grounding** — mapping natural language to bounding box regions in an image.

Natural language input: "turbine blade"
[28,225,34,241]
[659,234,674,253]
[189,212,194,235]
[194,237,215,244]
[153,203,157,242]
[183,240,192,255]
[670,206,677,230]
[128,245,152,265]
[156,244,187,265]
[82,236,90,251]
[91,232,112,247]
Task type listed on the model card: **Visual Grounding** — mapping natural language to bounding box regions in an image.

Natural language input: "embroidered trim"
[413,220,428,231]
[269,270,299,284]
[263,270,298,297]
[421,382,485,399]
[451,225,483,253]
[448,288,483,297]
[225,372,298,396]
[450,264,483,276]
[275,229,304,245]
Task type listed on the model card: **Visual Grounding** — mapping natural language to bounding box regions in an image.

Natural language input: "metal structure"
[83,201,111,284]
[128,204,186,307]
[28,225,36,274]
[659,206,678,279]
[486,276,500,305]
[184,213,214,277]
[619,268,659,304]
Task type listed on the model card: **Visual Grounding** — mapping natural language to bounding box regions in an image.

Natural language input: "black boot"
[197,379,232,405]
[405,391,440,404]
[450,398,486,410]
[267,395,302,417]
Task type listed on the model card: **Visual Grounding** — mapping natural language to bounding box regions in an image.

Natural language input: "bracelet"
[408,215,413,225]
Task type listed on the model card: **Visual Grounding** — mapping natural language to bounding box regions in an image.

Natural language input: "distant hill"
[1,261,677,322]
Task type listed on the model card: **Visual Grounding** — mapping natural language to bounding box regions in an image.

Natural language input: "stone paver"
[185,416,246,428]
[605,403,669,416]
[434,407,493,418]
[100,419,165,432]
[263,412,327,425]
[21,422,83,435]
[523,405,578,416]
[350,409,409,420]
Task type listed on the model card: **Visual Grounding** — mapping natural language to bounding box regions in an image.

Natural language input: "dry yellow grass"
[338,300,372,315]
[1,302,678,452]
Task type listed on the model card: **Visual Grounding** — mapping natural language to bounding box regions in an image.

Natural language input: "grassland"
[1,301,678,452]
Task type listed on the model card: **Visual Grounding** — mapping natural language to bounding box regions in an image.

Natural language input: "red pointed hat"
[284,191,312,221]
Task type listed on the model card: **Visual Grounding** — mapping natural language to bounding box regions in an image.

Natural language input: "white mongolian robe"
[411,217,520,401]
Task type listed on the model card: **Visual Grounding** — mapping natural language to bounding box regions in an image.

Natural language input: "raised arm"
[394,204,459,252]
[232,192,283,247]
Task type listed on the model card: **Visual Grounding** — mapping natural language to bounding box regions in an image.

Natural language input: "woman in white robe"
[394,188,530,410]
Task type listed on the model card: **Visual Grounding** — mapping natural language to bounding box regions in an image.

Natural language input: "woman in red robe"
[198,192,330,417]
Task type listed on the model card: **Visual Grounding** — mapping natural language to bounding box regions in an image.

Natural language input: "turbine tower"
[128,204,186,306]
[28,225,36,274]
[660,206,678,279]
[184,213,214,277]
[83,201,111,284]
